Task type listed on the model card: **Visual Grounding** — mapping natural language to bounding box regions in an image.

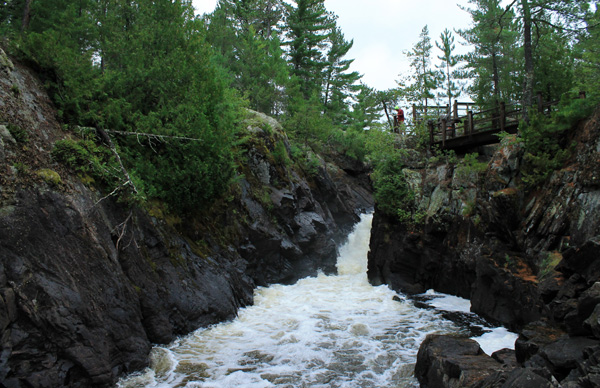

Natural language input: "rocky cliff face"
[368,103,600,387]
[0,51,372,387]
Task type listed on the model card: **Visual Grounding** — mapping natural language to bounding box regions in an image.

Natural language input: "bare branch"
[113,211,133,252]
[97,128,139,195]
[104,129,203,142]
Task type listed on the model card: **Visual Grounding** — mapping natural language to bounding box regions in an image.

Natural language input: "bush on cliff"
[9,0,242,214]
[367,129,420,222]
[520,96,597,188]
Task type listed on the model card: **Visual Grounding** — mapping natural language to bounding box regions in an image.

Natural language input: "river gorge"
[117,214,516,388]
[1,48,600,387]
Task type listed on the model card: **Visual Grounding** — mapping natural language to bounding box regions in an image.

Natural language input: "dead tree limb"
[96,128,139,195]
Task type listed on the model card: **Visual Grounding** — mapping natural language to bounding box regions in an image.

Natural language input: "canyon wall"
[0,51,372,387]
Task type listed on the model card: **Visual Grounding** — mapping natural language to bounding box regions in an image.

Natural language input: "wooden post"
[537,92,543,113]
[453,100,458,120]
[412,104,417,123]
[441,118,447,147]
[428,120,434,150]
[467,111,474,136]
[500,101,506,132]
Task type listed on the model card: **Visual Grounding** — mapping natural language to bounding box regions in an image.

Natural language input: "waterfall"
[118,213,516,388]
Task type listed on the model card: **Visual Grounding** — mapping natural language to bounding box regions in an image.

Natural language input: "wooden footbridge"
[416,92,586,153]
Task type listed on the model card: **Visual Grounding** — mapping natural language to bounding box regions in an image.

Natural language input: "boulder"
[415,335,504,388]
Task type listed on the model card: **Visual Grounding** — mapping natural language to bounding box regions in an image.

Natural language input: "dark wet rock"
[415,335,504,388]
[491,348,518,369]
[514,322,568,364]
[470,257,543,330]
[475,367,559,388]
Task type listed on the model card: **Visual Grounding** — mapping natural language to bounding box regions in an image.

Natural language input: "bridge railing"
[427,93,570,150]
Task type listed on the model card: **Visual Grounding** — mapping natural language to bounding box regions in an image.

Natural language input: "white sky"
[192,0,476,92]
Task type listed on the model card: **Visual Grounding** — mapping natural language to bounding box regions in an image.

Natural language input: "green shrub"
[52,138,119,187]
[7,123,29,144]
[272,140,290,166]
[455,153,487,183]
[519,97,594,188]
[371,152,417,220]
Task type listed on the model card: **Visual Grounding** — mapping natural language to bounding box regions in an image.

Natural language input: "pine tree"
[574,6,600,93]
[322,27,361,125]
[457,0,519,109]
[404,25,438,111]
[284,0,335,98]
[435,29,461,107]
[496,0,592,110]
[207,0,289,115]
[349,84,382,131]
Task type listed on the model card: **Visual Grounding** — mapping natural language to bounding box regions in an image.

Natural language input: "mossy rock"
[0,48,14,71]
[36,169,62,186]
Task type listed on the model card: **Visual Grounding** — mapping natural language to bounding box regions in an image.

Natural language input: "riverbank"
[0,50,373,387]
[368,103,600,386]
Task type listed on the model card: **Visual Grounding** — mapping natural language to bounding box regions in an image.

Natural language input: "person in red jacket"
[394,105,405,134]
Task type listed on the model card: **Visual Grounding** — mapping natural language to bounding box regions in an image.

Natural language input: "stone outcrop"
[415,335,508,387]
[0,50,373,387]
[369,100,600,386]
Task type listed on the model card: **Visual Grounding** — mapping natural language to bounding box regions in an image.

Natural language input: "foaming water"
[118,213,509,388]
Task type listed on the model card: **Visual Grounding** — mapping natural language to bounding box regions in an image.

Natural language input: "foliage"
[573,7,600,95]
[520,97,595,187]
[366,135,421,224]
[400,25,438,109]
[284,0,335,99]
[435,28,462,107]
[52,138,120,187]
[290,143,322,177]
[7,123,28,144]
[7,0,243,215]
[207,0,289,116]
[495,131,521,148]
[272,140,291,166]
[330,128,368,162]
[371,151,416,218]
[349,84,382,131]
[322,27,361,126]
[455,152,487,183]
[456,0,520,108]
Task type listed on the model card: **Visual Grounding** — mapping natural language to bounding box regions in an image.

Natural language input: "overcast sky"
[192,0,476,92]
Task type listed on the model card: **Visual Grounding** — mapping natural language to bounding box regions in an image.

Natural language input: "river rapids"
[118,213,516,388]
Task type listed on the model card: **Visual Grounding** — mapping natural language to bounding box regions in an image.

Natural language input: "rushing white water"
[118,213,515,388]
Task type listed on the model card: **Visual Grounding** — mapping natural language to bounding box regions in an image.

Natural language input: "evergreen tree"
[574,6,600,94]
[498,0,592,109]
[435,28,461,107]
[9,0,244,213]
[532,16,575,102]
[349,84,382,131]
[207,0,289,115]
[284,0,335,98]
[322,27,361,125]
[457,0,519,109]
[403,25,437,111]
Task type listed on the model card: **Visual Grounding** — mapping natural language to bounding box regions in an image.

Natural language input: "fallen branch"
[103,129,202,142]
[96,128,139,195]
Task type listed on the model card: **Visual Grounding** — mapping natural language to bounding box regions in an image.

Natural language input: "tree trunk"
[521,0,534,117]
[21,0,33,32]
[492,50,500,103]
